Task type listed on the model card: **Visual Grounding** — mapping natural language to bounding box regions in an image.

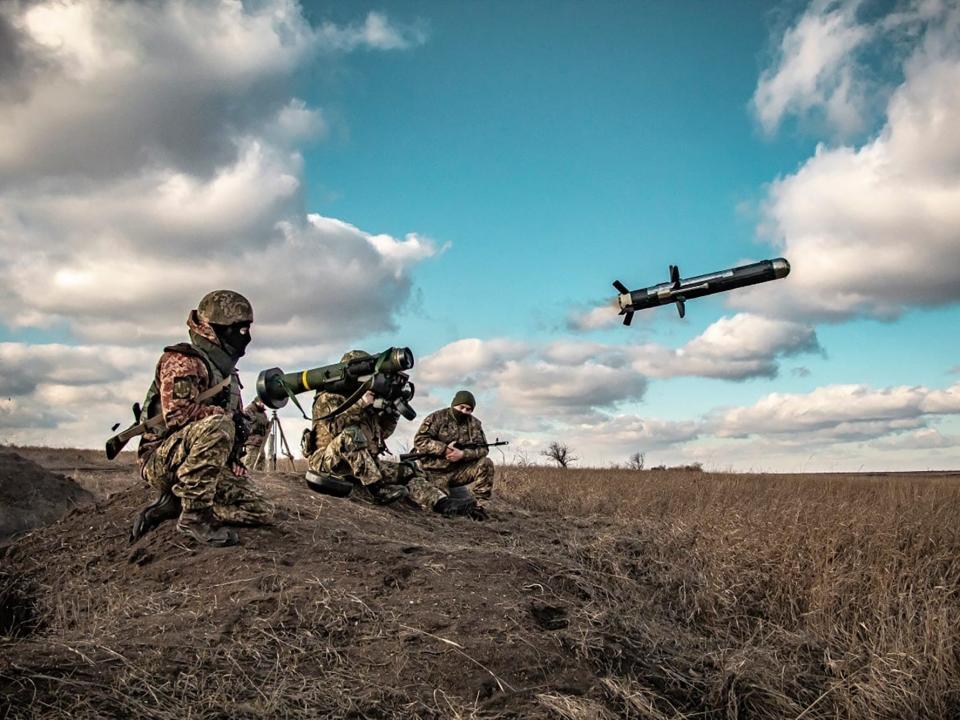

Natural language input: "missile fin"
[669,265,680,289]
[623,311,634,326]
[613,280,629,294]
[676,297,686,319]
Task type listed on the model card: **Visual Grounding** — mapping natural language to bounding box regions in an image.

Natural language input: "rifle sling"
[118,375,233,439]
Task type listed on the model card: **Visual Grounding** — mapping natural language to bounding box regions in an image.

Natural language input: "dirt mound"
[0,472,614,718]
[0,449,93,541]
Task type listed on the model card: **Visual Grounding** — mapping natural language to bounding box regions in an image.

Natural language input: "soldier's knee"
[196,413,236,439]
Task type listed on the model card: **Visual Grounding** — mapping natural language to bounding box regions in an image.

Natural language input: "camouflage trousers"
[242,434,265,471]
[307,429,445,511]
[425,457,495,498]
[141,414,274,524]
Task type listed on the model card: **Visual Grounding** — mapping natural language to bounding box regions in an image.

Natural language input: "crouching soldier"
[241,397,270,470]
[304,351,484,518]
[413,390,495,499]
[130,290,275,547]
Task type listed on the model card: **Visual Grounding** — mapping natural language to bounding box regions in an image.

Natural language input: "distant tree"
[541,441,577,468]
[628,451,645,471]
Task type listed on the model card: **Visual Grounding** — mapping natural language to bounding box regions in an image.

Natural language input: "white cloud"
[743,0,960,321]
[753,0,873,137]
[417,314,820,421]
[0,1,439,348]
[710,382,960,438]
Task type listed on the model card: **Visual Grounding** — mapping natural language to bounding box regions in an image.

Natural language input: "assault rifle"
[400,439,509,462]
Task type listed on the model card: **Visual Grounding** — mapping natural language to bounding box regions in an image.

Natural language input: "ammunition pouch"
[301,428,316,457]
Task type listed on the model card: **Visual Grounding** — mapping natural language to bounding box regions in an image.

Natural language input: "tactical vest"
[139,342,239,442]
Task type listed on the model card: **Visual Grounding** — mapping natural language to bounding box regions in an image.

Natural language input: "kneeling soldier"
[130,290,275,546]
[413,390,495,499]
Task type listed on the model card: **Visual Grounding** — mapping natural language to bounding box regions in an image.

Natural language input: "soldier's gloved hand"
[445,442,465,463]
[359,390,377,407]
[232,462,248,477]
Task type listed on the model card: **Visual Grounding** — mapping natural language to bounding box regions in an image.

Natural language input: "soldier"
[129,290,275,547]
[305,351,484,518]
[241,397,270,470]
[413,390,496,499]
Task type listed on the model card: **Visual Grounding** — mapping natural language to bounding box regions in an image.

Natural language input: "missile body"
[614,257,790,324]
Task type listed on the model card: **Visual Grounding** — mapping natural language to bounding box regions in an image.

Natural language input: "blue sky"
[1,0,959,470]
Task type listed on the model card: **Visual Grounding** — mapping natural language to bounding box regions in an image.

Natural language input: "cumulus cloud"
[0,0,438,347]
[753,0,874,137]
[742,0,960,321]
[418,314,821,421]
[710,381,960,439]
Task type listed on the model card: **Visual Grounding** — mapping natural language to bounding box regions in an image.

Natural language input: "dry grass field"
[499,465,960,718]
[2,448,959,718]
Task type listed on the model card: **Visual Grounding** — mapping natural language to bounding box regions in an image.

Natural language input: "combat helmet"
[340,349,371,363]
[197,290,254,325]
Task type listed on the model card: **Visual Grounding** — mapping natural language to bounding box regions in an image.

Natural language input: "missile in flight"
[613,257,790,325]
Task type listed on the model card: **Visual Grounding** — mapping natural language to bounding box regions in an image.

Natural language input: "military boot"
[369,482,409,505]
[176,508,239,547]
[433,495,488,520]
[129,490,182,544]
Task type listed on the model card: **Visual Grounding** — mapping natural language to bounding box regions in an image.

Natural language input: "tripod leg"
[275,416,297,472]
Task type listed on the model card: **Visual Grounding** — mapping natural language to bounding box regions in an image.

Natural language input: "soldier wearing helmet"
[304,350,411,504]
[304,350,486,519]
[241,397,270,470]
[130,290,274,547]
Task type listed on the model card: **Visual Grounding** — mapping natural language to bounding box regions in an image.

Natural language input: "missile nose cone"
[771,257,791,279]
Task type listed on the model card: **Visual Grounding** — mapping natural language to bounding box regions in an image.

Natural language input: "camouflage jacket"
[243,401,270,441]
[137,342,241,466]
[413,408,488,471]
[310,390,398,455]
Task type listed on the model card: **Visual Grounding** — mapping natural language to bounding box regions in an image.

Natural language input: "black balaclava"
[212,322,252,359]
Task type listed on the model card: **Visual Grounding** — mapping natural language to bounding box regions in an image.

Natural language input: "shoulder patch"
[172,377,197,400]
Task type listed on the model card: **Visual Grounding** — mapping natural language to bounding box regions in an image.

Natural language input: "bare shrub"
[627,451,645,471]
[541,441,577,468]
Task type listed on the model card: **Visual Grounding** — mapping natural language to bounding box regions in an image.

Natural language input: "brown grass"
[497,465,960,718]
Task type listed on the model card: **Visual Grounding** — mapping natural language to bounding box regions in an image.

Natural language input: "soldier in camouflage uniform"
[305,351,484,518]
[414,390,496,499]
[130,290,275,547]
[241,398,270,470]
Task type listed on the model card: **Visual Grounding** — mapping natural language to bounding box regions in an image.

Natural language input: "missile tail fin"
[676,298,686,319]
[623,311,634,326]
[669,265,681,288]
[613,280,629,294]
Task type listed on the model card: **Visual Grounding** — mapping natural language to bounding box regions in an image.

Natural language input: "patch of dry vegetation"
[499,465,960,718]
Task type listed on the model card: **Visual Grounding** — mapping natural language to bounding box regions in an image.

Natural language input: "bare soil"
[1,449,610,718]
[0,448,93,542]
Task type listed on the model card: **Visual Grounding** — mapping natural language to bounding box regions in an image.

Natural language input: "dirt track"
[1,450,614,718]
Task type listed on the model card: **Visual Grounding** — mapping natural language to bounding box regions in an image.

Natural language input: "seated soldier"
[129,290,275,547]
[304,351,484,518]
[241,397,270,470]
[413,390,495,500]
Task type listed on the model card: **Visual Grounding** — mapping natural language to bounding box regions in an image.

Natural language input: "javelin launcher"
[256,346,417,421]
[613,257,790,324]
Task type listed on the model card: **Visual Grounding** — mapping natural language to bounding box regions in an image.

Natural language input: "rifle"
[400,439,509,462]
[105,376,232,460]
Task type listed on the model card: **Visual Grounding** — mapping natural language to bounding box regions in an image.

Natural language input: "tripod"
[256,410,297,472]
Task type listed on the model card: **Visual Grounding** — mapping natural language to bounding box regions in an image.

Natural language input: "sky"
[1,0,959,471]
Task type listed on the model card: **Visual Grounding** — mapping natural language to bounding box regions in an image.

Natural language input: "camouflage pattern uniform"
[241,399,270,470]
[414,408,496,498]
[137,300,274,525]
[306,356,445,510]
